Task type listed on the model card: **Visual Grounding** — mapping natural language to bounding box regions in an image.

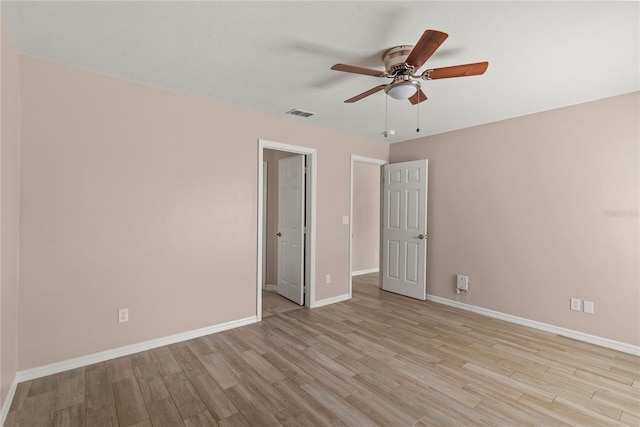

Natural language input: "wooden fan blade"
[408,89,428,105]
[405,30,449,68]
[426,61,489,79]
[344,85,387,103]
[331,64,386,77]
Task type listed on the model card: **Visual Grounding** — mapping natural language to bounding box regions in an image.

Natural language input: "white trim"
[426,295,640,356]
[349,155,387,299]
[265,284,278,292]
[1,376,18,426]
[262,161,268,290]
[352,268,379,276]
[257,151,264,321]
[16,316,257,383]
[258,140,317,313]
[313,293,351,308]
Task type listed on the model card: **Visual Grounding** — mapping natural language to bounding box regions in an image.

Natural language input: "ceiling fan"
[331,29,488,104]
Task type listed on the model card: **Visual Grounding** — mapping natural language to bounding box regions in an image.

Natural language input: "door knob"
[276,232,282,237]
[414,234,425,240]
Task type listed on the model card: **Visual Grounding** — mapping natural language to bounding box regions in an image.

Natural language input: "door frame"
[262,161,268,290]
[257,139,317,321]
[349,155,388,298]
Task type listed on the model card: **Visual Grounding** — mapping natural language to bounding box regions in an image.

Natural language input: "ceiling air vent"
[286,108,315,118]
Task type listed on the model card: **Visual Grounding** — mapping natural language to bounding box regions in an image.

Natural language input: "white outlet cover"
[342,216,349,225]
[584,301,594,314]
[456,275,469,291]
[570,298,581,311]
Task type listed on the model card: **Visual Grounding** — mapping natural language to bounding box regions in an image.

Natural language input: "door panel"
[382,160,428,300]
[277,155,305,305]
[407,189,420,229]
[406,242,419,283]
[387,240,400,279]
[388,190,401,228]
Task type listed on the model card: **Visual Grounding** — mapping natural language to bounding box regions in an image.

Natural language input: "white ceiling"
[2,1,638,144]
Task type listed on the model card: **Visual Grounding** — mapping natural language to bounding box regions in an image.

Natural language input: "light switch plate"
[584,301,594,314]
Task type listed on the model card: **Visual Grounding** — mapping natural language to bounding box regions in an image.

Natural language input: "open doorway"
[262,149,304,317]
[349,155,387,298]
[351,157,430,301]
[257,140,317,322]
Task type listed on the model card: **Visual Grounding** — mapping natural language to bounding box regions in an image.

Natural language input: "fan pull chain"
[416,92,420,133]
[385,95,389,137]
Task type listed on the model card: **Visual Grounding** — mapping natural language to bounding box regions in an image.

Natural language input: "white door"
[382,160,428,300]
[277,155,305,305]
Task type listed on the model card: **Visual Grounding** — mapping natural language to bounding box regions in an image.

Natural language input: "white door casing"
[262,161,268,290]
[277,155,305,305]
[382,159,428,300]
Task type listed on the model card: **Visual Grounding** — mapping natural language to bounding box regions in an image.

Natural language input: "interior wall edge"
[0,376,17,426]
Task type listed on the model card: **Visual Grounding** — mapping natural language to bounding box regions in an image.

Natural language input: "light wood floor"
[6,273,639,426]
[262,290,302,318]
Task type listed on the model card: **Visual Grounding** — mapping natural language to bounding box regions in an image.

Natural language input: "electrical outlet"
[118,308,129,323]
[325,274,331,284]
[342,216,349,225]
[570,298,581,311]
[584,301,594,314]
[456,275,469,291]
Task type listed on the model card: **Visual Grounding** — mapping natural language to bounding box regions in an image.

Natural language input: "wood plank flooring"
[6,273,640,426]
[262,291,301,318]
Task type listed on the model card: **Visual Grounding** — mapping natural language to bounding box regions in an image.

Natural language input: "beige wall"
[352,162,380,273]
[264,149,297,287]
[390,92,639,346]
[17,55,389,370]
[0,12,21,407]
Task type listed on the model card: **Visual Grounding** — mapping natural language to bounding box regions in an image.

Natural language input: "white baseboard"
[1,375,18,426]
[352,268,379,276]
[16,316,257,383]
[265,284,277,292]
[426,294,640,356]
[313,293,350,308]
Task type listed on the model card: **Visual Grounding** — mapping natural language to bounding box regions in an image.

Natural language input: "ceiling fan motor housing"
[382,45,415,76]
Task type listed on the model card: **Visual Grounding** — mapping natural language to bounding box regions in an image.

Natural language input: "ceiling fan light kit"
[331,29,489,105]
[385,78,420,100]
